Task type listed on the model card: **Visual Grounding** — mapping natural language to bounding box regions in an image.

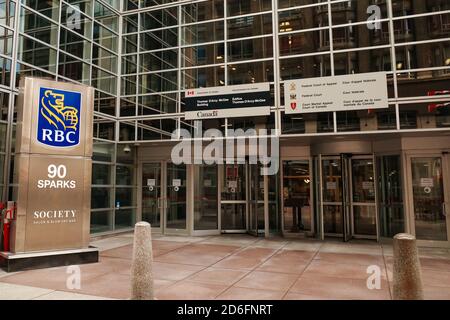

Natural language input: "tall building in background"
[0,0,449,247]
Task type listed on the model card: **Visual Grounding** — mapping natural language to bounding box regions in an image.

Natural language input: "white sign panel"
[420,178,434,188]
[184,83,271,120]
[185,106,270,120]
[228,180,238,189]
[326,182,337,190]
[172,179,182,187]
[362,181,374,190]
[284,72,388,114]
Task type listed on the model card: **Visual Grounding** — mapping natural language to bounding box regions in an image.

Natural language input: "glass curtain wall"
[118,0,450,144]
[0,0,449,234]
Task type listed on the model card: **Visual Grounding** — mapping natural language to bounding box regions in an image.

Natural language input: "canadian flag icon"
[290,102,297,110]
[187,90,195,96]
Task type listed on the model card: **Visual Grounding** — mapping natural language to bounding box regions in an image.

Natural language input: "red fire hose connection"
[0,202,16,252]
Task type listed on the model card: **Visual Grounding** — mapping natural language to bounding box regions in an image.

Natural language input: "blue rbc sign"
[37,87,81,147]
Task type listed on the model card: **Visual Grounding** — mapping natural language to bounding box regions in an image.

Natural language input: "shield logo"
[37,87,81,147]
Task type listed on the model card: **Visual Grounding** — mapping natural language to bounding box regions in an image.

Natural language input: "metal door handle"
[157,198,161,209]
[443,202,448,217]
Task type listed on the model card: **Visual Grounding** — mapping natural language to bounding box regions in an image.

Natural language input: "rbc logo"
[37,87,81,147]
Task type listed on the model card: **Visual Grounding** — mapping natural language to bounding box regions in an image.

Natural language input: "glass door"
[220,164,247,232]
[408,155,450,246]
[377,155,405,238]
[350,157,377,239]
[282,160,313,235]
[248,164,265,236]
[165,163,188,233]
[193,165,219,232]
[341,154,352,242]
[141,162,163,231]
[321,157,344,236]
[320,155,378,241]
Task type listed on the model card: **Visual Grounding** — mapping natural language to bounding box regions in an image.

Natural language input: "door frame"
[280,157,315,238]
[190,164,221,237]
[405,152,450,248]
[319,154,379,241]
[219,163,248,234]
[320,155,346,238]
[137,160,165,234]
[164,161,190,235]
[349,154,379,241]
[138,160,190,236]
[248,163,266,236]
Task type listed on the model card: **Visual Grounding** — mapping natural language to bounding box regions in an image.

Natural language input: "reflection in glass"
[142,163,161,227]
[92,163,111,185]
[183,66,224,89]
[91,187,111,209]
[322,159,343,234]
[353,206,376,235]
[268,170,280,234]
[228,14,272,39]
[18,36,57,73]
[352,159,376,236]
[221,203,246,230]
[322,159,342,203]
[90,210,113,233]
[115,208,136,229]
[283,161,311,233]
[221,164,246,201]
[182,0,223,23]
[412,157,447,241]
[377,155,404,237]
[280,55,331,80]
[166,163,187,229]
[352,159,375,203]
[115,187,136,207]
[182,43,224,67]
[182,21,224,45]
[228,37,273,62]
[228,61,273,85]
[194,165,218,230]
[323,205,343,234]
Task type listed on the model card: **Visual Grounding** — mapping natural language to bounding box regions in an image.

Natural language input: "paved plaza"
[0,233,449,300]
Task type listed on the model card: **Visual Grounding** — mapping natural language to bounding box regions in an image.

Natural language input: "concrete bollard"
[131,221,154,300]
[392,233,424,300]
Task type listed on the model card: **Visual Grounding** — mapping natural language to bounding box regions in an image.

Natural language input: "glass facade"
[0,0,449,237]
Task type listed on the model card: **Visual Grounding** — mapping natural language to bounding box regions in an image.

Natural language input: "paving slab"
[0,282,53,300]
[33,291,114,300]
[1,233,450,300]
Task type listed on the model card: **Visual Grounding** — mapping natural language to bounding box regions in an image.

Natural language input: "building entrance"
[318,154,378,241]
[140,162,187,235]
[220,164,247,233]
[219,163,265,235]
[407,153,450,247]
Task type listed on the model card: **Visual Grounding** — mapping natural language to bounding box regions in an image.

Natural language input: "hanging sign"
[183,83,271,120]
